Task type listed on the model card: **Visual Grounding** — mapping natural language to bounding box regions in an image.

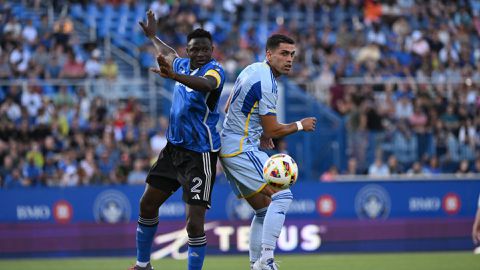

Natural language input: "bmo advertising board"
[0,179,479,258]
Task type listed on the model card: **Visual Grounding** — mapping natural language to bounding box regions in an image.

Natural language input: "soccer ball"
[263,154,298,189]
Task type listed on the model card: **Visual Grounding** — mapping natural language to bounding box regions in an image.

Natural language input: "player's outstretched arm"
[260,115,316,139]
[139,10,178,66]
[150,54,218,92]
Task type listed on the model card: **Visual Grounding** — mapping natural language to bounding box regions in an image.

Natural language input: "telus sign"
[151,221,323,259]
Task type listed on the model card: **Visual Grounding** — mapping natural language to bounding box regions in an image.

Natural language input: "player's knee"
[186,218,204,236]
[139,195,159,217]
[272,189,293,206]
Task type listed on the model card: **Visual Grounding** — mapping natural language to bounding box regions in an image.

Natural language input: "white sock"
[261,189,293,261]
[261,244,275,262]
[250,207,267,263]
[136,261,149,267]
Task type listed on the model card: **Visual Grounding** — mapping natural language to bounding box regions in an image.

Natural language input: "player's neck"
[266,61,281,78]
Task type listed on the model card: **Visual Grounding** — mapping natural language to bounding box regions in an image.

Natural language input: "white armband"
[296,121,303,131]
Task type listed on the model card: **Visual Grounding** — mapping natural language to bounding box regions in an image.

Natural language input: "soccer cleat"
[128,263,154,270]
[252,258,279,270]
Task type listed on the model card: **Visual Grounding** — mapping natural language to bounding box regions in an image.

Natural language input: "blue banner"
[1,179,480,257]
[1,179,479,223]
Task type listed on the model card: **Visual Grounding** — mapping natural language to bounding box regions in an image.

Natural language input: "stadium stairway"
[280,78,347,180]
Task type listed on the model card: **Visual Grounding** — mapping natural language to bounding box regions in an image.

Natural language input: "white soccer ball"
[263,154,298,189]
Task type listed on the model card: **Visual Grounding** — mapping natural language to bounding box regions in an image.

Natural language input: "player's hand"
[260,135,275,150]
[150,54,176,79]
[301,117,316,131]
[138,9,156,38]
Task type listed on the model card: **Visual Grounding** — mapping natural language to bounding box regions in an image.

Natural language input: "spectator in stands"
[101,56,118,80]
[3,168,25,189]
[115,153,132,184]
[149,128,167,157]
[368,152,389,177]
[393,121,418,165]
[387,155,404,175]
[21,86,42,118]
[31,44,49,74]
[52,16,74,47]
[441,104,460,132]
[0,53,13,79]
[79,149,100,185]
[456,159,472,176]
[22,19,38,45]
[37,14,51,42]
[343,157,360,175]
[9,42,30,77]
[85,49,103,78]
[3,17,21,38]
[425,156,442,175]
[320,165,339,182]
[54,86,75,108]
[45,54,63,79]
[59,50,86,79]
[59,151,80,187]
[0,155,15,186]
[395,94,414,120]
[127,158,148,185]
[473,158,480,174]
[406,161,429,176]
[22,156,42,186]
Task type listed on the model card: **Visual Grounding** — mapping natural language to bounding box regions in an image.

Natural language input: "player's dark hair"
[266,34,295,51]
[187,28,212,43]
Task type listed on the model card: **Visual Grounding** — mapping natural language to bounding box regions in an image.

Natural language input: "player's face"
[186,37,213,69]
[266,43,296,77]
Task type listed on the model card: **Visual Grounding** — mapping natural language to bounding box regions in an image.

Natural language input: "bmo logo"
[317,195,336,217]
[53,200,73,223]
[16,205,51,220]
[442,193,461,215]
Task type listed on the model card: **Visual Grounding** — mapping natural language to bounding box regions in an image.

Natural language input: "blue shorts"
[220,150,269,198]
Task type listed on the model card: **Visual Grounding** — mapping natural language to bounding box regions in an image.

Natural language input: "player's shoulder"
[205,58,224,71]
[250,62,275,88]
[174,57,190,68]
[246,62,270,72]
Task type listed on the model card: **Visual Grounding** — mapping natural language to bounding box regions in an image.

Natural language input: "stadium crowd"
[1,0,480,188]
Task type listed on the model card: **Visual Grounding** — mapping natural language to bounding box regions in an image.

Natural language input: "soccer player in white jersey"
[220,34,316,270]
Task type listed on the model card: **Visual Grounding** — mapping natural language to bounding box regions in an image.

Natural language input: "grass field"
[1,252,479,270]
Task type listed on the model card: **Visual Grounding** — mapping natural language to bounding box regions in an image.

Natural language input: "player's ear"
[266,49,272,61]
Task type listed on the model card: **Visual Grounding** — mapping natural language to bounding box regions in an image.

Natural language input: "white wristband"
[296,121,303,131]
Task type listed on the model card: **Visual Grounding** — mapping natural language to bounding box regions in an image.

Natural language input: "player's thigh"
[139,183,172,217]
[146,143,182,195]
[173,148,217,209]
[220,151,269,199]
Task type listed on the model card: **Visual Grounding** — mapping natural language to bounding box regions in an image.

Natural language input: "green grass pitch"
[0,252,479,270]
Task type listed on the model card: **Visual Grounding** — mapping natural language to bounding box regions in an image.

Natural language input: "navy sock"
[188,234,207,270]
[136,216,159,264]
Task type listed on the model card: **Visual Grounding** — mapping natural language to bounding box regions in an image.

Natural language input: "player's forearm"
[150,36,177,58]
[263,123,299,138]
[172,73,216,92]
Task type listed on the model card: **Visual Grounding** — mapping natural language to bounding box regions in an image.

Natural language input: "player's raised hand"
[150,54,176,79]
[260,135,275,150]
[138,10,156,38]
[300,117,317,131]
